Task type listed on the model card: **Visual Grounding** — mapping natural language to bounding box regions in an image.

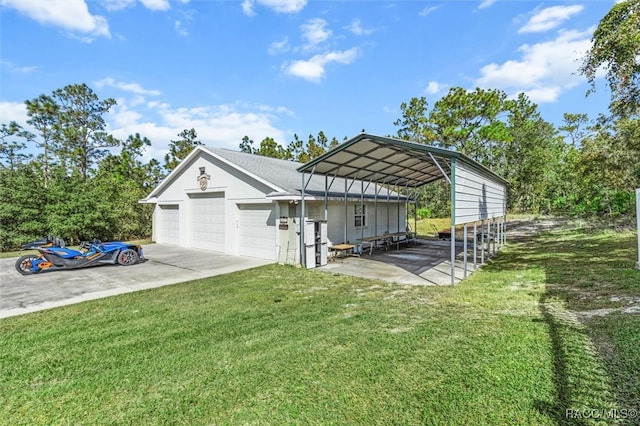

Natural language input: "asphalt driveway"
[0,244,272,319]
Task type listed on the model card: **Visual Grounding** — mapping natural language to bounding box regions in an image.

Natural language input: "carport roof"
[297,133,507,187]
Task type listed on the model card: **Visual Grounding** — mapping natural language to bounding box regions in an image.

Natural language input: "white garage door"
[238,204,276,260]
[159,205,180,244]
[190,193,225,252]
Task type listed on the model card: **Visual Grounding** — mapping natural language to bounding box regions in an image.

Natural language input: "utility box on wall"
[278,217,298,265]
[303,219,328,269]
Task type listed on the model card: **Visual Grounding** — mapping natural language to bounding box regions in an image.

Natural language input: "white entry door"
[238,204,276,260]
[190,193,225,252]
[159,204,179,244]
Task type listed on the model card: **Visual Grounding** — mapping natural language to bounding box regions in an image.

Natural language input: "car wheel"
[15,255,40,275]
[117,249,139,266]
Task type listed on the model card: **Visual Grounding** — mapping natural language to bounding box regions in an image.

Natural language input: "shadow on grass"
[482,227,638,424]
[535,294,618,425]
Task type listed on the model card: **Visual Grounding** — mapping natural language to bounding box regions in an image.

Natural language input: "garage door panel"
[190,193,225,252]
[159,205,179,244]
[238,204,275,260]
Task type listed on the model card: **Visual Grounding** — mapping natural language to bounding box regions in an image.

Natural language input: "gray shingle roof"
[205,147,406,200]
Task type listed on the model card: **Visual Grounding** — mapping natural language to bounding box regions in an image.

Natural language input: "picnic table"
[359,232,417,255]
[328,243,357,259]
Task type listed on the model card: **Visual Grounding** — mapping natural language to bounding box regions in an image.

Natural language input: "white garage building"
[140,144,409,264]
[142,133,508,283]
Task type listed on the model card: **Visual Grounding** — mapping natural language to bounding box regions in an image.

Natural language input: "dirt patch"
[505,217,572,240]
[515,217,639,319]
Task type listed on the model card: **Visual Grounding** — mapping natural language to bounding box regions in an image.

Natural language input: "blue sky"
[1,0,615,163]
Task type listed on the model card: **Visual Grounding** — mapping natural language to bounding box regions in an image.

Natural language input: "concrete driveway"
[0,245,272,319]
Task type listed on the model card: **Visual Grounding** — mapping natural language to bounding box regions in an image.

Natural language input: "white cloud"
[242,0,255,16]
[106,97,290,162]
[425,81,443,95]
[101,0,135,12]
[139,0,170,11]
[1,83,288,162]
[1,91,289,163]
[1,60,37,74]
[101,0,173,11]
[1,0,110,38]
[242,0,307,15]
[94,78,162,96]
[268,37,290,55]
[173,9,195,36]
[300,18,332,50]
[418,6,439,17]
[478,0,497,10]
[521,87,562,104]
[520,5,584,34]
[475,29,592,103]
[346,19,374,36]
[110,104,144,128]
[174,20,188,36]
[283,48,360,82]
[0,101,30,126]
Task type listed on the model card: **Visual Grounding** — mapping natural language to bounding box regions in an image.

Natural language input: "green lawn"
[1,223,638,425]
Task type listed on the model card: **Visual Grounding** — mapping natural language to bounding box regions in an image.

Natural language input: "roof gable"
[142,145,405,202]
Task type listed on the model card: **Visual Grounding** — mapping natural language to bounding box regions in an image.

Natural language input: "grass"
[1,221,639,425]
[412,214,537,239]
[413,217,450,238]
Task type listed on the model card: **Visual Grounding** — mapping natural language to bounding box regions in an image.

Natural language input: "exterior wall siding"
[152,152,274,255]
[454,161,506,225]
[304,200,406,246]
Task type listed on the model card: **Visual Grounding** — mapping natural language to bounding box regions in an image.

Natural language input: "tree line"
[0,83,352,250]
[1,0,638,250]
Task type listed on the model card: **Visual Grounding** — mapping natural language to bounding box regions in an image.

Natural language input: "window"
[355,204,366,227]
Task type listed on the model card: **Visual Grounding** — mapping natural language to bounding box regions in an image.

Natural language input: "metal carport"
[297,133,508,285]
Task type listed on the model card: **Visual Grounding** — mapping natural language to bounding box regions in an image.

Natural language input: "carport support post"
[413,197,417,238]
[481,219,485,264]
[463,223,468,278]
[492,218,496,254]
[503,215,507,246]
[487,218,495,257]
[473,221,477,269]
